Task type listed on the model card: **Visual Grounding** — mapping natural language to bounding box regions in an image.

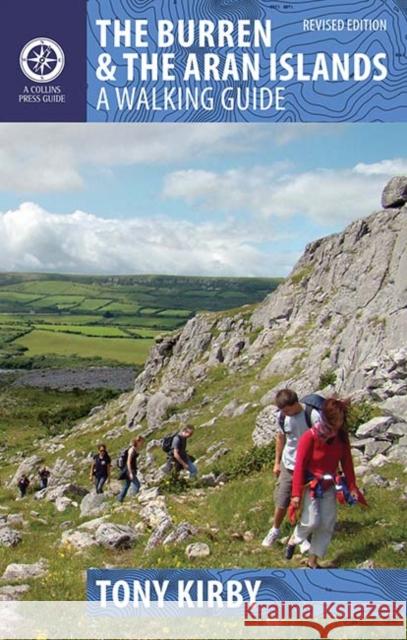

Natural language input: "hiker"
[262,389,320,547]
[164,425,197,479]
[17,474,30,498]
[38,466,50,490]
[90,443,112,494]
[285,397,359,568]
[117,436,145,503]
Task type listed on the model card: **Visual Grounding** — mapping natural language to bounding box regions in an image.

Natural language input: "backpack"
[161,433,177,454]
[117,447,129,470]
[278,393,325,431]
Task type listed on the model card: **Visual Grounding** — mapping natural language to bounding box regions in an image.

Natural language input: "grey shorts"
[274,464,293,509]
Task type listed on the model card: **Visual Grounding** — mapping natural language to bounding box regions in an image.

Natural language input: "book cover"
[0,1,406,639]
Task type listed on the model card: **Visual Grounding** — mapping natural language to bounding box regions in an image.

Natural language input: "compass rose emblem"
[20,38,65,83]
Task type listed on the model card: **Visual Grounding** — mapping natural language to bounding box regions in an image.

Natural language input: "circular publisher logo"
[20,38,65,83]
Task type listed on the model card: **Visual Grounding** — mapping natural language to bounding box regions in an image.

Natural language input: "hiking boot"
[261,528,280,547]
[285,543,296,560]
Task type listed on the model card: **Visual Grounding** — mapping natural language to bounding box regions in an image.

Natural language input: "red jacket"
[292,427,357,498]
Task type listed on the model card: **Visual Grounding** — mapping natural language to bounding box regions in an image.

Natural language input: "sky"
[0,122,406,277]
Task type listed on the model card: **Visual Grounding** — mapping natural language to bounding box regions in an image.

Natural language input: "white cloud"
[163,164,291,215]
[354,158,407,176]
[0,202,293,277]
[163,159,406,225]
[0,123,342,193]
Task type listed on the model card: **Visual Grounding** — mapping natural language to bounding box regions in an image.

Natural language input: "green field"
[0,273,282,369]
[73,298,112,311]
[156,308,192,317]
[33,324,132,338]
[15,330,153,365]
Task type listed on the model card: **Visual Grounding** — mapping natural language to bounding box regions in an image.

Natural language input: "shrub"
[214,442,275,480]
[159,474,189,495]
[347,402,381,436]
[319,369,337,388]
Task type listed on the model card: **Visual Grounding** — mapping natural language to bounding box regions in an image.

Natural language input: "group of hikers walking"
[16,425,196,501]
[87,425,197,502]
[262,388,364,568]
[16,388,364,567]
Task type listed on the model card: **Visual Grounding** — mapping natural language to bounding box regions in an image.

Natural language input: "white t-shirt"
[280,406,320,471]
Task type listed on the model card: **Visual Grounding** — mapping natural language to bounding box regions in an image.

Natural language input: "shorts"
[274,463,294,509]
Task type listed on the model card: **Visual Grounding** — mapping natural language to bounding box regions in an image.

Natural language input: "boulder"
[386,445,407,464]
[200,473,217,487]
[8,455,42,488]
[205,447,230,466]
[48,458,76,486]
[356,416,393,438]
[137,487,160,505]
[6,514,25,528]
[55,497,74,512]
[233,403,252,417]
[54,484,89,500]
[200,417,217,428]
[364,440,392,459]
[220,399,239,418]
[0,585,30,601]
[80,493,107,518]
[382,176,407,208]
[186,542,210,559]
[357,560,376,569]
[0,527,22,548]
[354,465,369,476]
[2,560,48,582]
[368,454,388,468]
[144,518,172,551]
[362,474,389,488]
[163,522,198,546]
[88,405,104,417]
[95,523,138,550]
[61,530,97,550]
[388,423,407,438]
[350,437,376,450]
[139,498,170,528]
[77,517,107,532]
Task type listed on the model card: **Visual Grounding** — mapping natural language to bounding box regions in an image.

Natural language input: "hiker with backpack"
[17,474,30,498]
[38,466,50,490]
[262,389,321,548]
[117,436,145,503]
[90,444,112,494]
[285,397,360,568]
[163,425,197,479]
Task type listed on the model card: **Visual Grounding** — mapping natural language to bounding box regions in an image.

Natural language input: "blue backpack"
[278,393,325,431]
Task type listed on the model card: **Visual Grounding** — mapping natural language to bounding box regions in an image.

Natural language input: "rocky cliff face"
[127,177,407,436]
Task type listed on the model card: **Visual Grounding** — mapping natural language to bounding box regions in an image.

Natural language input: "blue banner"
[1,0,407,121]
[87,568,407,603]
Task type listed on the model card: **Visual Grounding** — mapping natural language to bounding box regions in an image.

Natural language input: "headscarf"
[312,397,349,441]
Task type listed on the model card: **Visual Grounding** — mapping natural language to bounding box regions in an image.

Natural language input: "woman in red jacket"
[286,397,359,568]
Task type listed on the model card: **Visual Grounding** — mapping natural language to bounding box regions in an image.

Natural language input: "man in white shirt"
[262,388,320,547]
